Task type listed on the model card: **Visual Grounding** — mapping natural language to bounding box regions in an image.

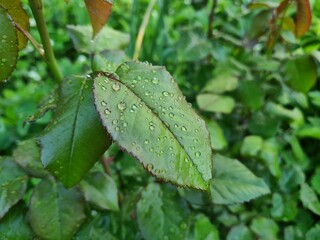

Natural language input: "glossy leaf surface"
[84,0,113,37]
[93,61,212,190]
[0,6,18,82]
[137,183,190,240]
[29,178,86,240]
[0,0,29,49]
[0,157,28,219]
[39,76,111,188]
[210,155,270,204]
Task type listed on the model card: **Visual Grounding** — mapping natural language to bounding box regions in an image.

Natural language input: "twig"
[14,22,46,61]
[208,0,218,39]
[133,0,157,60]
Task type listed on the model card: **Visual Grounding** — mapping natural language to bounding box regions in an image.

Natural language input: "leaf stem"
[133,0,157,60]
[28,0,62,82]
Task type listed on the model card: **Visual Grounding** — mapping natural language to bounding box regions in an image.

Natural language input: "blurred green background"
[1,0,320,239]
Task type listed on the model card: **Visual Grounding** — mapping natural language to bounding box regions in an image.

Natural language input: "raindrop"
[144,139,149,145]
[120,63,130,72]
[145,90,150,96]
[147,163,154,171]
[162,91,169,97]
[1,58,7,63]
[123,122,128,127]
[157,137,161,142]
[149,147,154,152]
[118,102,127,111]
[120,116,125,120]
[181,126,187,131]
[184,158,189,163]
[137,76,142,81]
[152,77,159,84]
[133,79,137,84]
[104,109,111,115]
[112,83,121,91]
[174,124,178,128]
[195,152,201,157]
[169,106,173,111]
[112,119,118,125]
[115,126,120,131]
[169,146,173,151]
[169,113,174,118]
[155,169,161,174]
[101,86,107,91]
[150,125,155,131]
[104,78,109,84]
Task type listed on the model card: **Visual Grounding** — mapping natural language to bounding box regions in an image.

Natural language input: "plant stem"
[28,0,62,82]
[208,0,218,39]
[133,0,157,60]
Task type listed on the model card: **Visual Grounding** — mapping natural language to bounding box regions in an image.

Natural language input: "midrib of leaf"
[67,79,87,187]
[106,74,206,183]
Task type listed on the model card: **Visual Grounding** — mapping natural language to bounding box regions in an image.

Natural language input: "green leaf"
[191,214,219,240]
[0,0,29,50]
[93,61,212,190]
[197,94,235,114]
[283,55,317,93]
[238,81,264,110]
[306,224,320,240]
[75,214,117,240]
[29,178,86,240]
[296,125,320,139]
[84,0,113,37]
[0,6,18,82]
[0,203,34,240]
[202,74,238,94]
[0,157,28,219]
[206,120,228,150]
[250,217,279,240]
[311,167,320,195]
[137,183,190,240]
[300,183,320,216]
[240,135,264,157]
[13,139,48,177]
[39,76,111,188]
[177,30,212,62]
[79,171,119,211]
[227,224,253,240]
[279,165,305,192]
[248,112,279,138]
[259,138,281,178]
[67,25,130,54]
[210,154,270,204]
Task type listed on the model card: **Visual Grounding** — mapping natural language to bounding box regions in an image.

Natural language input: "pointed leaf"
[0,6,18,82]
[295,0,312,37]
[300,183,320,215]
[84,0,113,38]
[93,61,213,190]
[210,154,270,204]
[0,157,28,219]
[13,139,48,177]
[0,203,34,239]
[0,0,29,50]
[137,183,190,240]
[39,76,112,188]
[79,171,119,211]
[29,178,86,240]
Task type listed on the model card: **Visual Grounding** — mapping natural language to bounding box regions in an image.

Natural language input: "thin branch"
[14,22,46,61]
[208,0,218,39]
[133,0,157,60]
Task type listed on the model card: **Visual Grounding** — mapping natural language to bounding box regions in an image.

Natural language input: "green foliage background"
[1,0,320,239]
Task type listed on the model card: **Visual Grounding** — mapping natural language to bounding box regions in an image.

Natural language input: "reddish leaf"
[84,0,113,38]
[295,0,312,37]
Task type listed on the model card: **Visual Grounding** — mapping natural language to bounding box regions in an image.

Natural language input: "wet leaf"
[210,155,270,204]
[137,183,190,240]
[84,0,113,38]
[0,157,28,219]
[0,6,18,82]
[39,76,111,188]
[29,178,86,240]
[0,0,29,50]
[295,0,312,37]
[93,61,213,190]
